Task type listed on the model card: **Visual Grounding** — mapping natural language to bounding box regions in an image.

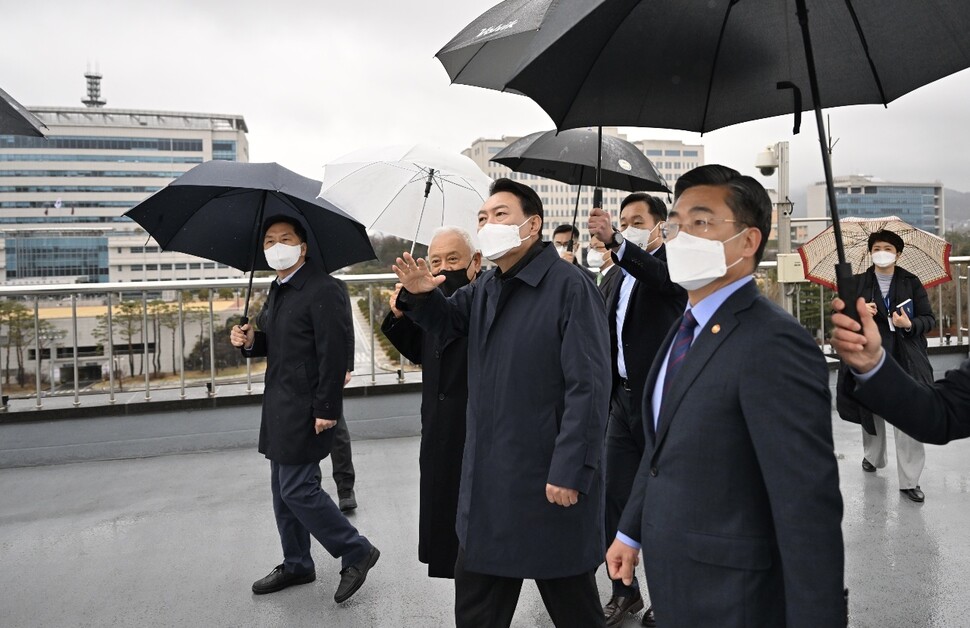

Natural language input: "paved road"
[2,414,970,627]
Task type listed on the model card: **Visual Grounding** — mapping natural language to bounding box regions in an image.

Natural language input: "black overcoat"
[243,261,349,464]
[382,310,468,578]
[400,242,611,579]
[837,265,935,434]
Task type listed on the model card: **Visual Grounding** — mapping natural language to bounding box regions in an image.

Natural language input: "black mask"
[437,267,472,297]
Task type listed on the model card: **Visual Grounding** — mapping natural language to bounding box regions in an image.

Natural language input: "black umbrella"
[125,161,376,323]
[437,0,970,312]
[491,127,669,250]
[0,86,47,137]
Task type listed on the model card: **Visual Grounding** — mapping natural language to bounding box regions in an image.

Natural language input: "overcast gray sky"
[3,0,969,200]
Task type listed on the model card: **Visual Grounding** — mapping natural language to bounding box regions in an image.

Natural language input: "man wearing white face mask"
[606,165,845,627]
[229,215,379,604]
[393,178,611,628]
[587,234,621,303]
[588,192,686,627]
[835,229,933,503]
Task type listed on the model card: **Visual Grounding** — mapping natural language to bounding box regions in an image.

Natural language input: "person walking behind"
[230,215,379,604]
[836,229,934,503]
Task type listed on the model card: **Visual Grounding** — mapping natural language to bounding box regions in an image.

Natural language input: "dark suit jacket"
[618,281,845,627]
[848,355,970,444]
[399,242,611,579]
[597,264,622,304]
[608,243,687,417]
[382,310,468,578]
[243,261,350,464]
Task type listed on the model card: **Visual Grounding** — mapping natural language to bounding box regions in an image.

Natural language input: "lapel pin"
[711,324,721,334]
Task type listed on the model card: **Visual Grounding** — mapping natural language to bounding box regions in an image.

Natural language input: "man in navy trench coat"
[394,178,611,628]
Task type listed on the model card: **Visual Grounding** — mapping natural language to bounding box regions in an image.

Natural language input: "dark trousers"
[270,460,371,574]
[330,415,356,496]
[454,549,605,628]
[605,383,644,597]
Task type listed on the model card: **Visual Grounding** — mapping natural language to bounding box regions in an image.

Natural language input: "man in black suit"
[382,225,482,579]
[553,223,585,267]
[606,165,845,627]
[331,280,358,512]
[230,215,379,604]
[832,296,970,443]
[588,192,686,627]
[587,234,622,304]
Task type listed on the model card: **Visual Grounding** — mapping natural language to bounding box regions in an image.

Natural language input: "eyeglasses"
[662,217,742,240]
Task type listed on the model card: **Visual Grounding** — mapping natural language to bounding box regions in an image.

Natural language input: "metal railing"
[2,258,969,412]
[0,274,400,411]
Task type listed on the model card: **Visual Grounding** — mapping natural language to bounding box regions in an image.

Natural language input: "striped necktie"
[663,310,698,397]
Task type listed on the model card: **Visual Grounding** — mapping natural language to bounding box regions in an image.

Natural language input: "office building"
[463,128,704,250]
[0,72,249,284]
[806,175,945,236]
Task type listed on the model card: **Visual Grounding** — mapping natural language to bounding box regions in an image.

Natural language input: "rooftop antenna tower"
[81,67,106,108]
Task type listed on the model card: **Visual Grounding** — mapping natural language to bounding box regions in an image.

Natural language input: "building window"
[145,264,158,271]
[189,263,201,269]
[683,150,698,157]
[160,263,172,270]
[175,263,187,270]
[664,150,681,156]
[645,149,662,156]
[130,264,143,271]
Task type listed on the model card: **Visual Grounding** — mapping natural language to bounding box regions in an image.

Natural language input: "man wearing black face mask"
[382,225,481,579]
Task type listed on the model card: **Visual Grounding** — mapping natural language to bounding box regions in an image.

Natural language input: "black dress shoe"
[641,606,656,627]
[862,458,876,473]
[251,564,315,595]
[334,546,380,603]
[338,490,357,512]
[603,592,644,627]
[901,486,925,503]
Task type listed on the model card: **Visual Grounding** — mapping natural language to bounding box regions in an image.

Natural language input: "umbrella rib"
[842,0,890,105]
[550,4,639,130]
[697,0,739,134]
[367,180,420,231]
[323,160,422,191]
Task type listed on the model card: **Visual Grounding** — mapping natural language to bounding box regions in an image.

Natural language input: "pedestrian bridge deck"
[2,398,970,627]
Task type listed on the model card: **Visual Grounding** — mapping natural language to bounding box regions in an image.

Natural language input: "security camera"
[755,147,778,177]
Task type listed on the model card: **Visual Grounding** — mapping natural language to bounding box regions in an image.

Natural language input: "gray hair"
[430,225,479,257]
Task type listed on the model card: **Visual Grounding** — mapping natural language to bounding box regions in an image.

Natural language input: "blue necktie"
[663,310,698,397]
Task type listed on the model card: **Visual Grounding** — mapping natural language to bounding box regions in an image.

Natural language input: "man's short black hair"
[489,178,544,223]
[621,192,668,222]
[867,229,904,254]
[553,224,580,240]
[262,214,307,243]
[674,164,772,265]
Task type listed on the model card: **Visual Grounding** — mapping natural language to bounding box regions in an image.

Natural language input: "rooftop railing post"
[33,299,41,409]
[178,291,186,399]
[142,291,151,401]
[0,305,5,412]
[368,283,376,386]
[72,294,80,408]
[106,293,116,404]
[208,290,216,397]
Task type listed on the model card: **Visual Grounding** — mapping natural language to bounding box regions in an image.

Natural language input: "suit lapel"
[653,282,759,453]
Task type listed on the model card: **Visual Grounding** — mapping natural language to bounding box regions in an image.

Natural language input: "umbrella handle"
[835,262,860,323]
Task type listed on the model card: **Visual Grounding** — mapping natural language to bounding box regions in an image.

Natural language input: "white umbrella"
[319,144,492,253]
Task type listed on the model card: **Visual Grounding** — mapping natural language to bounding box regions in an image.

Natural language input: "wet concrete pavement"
[2,410,970,627]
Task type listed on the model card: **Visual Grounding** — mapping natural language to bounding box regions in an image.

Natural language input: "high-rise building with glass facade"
[806,174,945,236]
[0,73,249,284]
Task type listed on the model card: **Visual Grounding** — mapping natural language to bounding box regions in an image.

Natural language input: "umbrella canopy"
[0,87,47,137]
[439,0,970,134]
[438,0,970,309]
[437,0,556,91]
[319,144,492,249]
[491,128,668,193]
[125,161,376,320]
[798,217,952,290]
